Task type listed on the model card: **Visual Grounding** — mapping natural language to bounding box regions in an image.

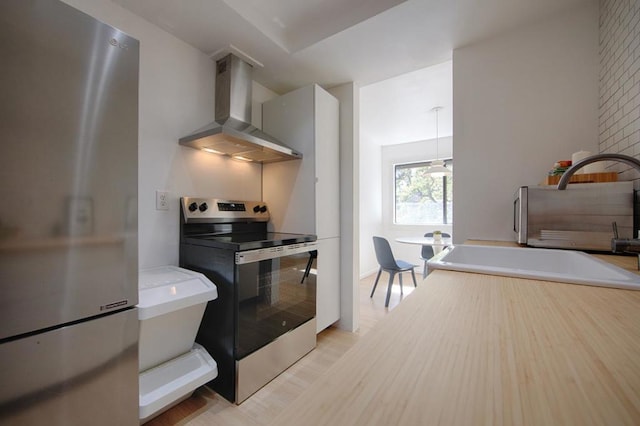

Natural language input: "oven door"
[235,242,317,359]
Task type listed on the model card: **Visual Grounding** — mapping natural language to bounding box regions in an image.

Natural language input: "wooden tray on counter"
[543,172,618,185]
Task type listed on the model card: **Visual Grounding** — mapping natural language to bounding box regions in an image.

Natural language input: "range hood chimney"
[179,54,302,163]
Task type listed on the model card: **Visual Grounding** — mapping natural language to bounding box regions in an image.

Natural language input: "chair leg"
[423,261,427,279]
[370,268,382,298]
[301,254,314,283]
[385,272,395,307]
[411,269,417,287]
[399,273,403,294]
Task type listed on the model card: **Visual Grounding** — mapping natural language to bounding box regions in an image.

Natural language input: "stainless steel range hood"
[179,54,302,163]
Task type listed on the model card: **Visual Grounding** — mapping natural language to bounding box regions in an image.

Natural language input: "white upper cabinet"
[263,84,341,332]
[262,84,339,238]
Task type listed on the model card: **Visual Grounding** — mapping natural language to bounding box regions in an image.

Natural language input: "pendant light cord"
[435,107,439,160]
[432,106,443,162]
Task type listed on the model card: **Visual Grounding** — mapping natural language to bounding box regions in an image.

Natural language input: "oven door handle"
[235,242,318,264]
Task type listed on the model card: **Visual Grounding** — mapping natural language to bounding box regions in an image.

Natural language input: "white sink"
[427,245,640,290]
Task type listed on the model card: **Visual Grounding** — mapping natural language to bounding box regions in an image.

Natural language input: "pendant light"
[428,106,451,177]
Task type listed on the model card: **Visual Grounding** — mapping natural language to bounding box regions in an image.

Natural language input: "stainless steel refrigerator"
[0,1,139,424]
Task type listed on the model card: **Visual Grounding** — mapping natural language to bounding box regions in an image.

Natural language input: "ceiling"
[111,0,590,146]
[361,60,452,146]
[112,0,590,94]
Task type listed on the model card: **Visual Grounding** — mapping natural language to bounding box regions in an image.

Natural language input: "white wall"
[452,1,600,244]
[359,142,383,277]
[63,0,277,268]
[328,82,360,332]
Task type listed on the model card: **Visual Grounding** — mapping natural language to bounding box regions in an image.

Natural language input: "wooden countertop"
[270,251,640,425]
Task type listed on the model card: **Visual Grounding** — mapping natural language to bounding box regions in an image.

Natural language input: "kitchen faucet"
[557,153,640,267]
[611,221,640,269]
[556,153,640,190]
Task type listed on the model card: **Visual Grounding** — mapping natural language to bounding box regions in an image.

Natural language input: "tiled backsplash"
[599,0,640,180]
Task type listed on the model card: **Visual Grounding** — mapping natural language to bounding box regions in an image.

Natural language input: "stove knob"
[198,202,208,212]
[188,202,198,212]
[259,205,267,213]
[253,205,260,213]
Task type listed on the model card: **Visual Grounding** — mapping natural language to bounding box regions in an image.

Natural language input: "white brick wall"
[599,0,640,179]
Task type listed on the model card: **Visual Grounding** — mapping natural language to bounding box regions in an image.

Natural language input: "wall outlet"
[156,191,169,211]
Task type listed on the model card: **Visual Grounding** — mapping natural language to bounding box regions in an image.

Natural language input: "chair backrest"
[372,236,399,270]
[422,232,451,258]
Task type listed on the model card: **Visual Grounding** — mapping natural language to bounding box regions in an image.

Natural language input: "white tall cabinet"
[262,84,340,333]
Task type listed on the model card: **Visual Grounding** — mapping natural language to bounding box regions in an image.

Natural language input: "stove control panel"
[181,197,269,223]
[218,202,246,212]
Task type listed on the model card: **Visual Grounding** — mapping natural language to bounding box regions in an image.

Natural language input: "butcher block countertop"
[270,247,640,425]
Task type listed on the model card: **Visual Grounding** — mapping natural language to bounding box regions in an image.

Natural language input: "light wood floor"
[146,271,418,426]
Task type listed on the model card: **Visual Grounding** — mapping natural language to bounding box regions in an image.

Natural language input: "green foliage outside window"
[395,160,453,224]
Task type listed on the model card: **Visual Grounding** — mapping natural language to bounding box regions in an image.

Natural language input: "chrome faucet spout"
[557,153,640,267]
[611,222,640,270]
[557,153,640,190]
[611,238,640,253]
[611,239,640,270]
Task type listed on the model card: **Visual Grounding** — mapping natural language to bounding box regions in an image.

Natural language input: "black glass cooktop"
[183,231,317,251]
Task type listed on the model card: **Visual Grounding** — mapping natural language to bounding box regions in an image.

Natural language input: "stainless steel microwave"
[514,181,637,252]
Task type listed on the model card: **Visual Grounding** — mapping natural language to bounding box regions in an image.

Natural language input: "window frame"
[393,158,453,225]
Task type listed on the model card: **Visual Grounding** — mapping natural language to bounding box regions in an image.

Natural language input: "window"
[394,159,453,225]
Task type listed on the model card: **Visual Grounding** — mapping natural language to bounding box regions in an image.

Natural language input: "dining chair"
[371,236,418,307]
[420,232,451,278]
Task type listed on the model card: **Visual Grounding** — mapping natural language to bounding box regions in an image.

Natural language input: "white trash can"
[137,266,218,423]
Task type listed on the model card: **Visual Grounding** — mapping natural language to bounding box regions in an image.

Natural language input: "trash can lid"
[137,266,218,320]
